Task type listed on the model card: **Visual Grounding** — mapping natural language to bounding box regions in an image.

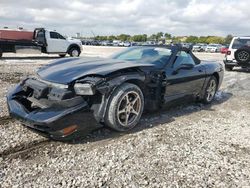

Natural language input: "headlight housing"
[36,76,68,89]
[74,83,95,95]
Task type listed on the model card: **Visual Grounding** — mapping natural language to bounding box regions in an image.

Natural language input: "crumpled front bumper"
[7,84,102,140]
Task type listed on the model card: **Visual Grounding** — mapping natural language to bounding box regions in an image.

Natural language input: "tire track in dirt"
[0,139,51,159]
[0,116,14,124]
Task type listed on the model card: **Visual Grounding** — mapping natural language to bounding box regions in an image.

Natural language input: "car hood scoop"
[37,57,153,84]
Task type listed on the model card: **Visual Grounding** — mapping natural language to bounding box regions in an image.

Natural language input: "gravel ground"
[0,46,250,187]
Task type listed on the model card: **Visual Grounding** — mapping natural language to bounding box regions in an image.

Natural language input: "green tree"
[198,36,208,44]
[156,32,164,41]
[186,36,199,43]
[132,34,147,42]
[95,36,109,41]
[108,35,117,41]
[172,36,182,43]
[118,34,130,41]
[224,34,233,44]
[149,34,157,41]
[164,33,172,39]
[205,36,225,44]
[143,34,147,42]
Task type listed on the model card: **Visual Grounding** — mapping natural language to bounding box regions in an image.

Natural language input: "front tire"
[202,76,218,104]
[59,54,66,58]
[105,83,144,132]
[0,48,2,58]
[69,48,80,57]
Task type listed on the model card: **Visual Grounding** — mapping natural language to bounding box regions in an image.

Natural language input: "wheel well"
[125,79,145,95]
[212,72,219,84]
[67,44,80,53]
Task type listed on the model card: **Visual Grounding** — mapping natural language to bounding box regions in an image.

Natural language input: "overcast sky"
[0,0,249,37]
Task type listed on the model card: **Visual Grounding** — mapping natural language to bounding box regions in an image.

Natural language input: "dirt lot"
[0,46,250,187]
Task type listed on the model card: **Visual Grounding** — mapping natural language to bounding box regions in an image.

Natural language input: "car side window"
[58,34,66,40]
[173,51,195,69]
[37,31,44,38]
[232,39,250,49]
[50,32,59,39]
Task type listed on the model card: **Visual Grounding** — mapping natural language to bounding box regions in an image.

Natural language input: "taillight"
[227,51,231,55]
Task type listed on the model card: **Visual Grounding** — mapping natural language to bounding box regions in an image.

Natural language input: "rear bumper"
[7,84,102,140]
[223,60,238,66]
[224,60,250,68]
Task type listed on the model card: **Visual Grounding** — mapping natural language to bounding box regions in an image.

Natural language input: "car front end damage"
[7,77,106,140]
[7,73,146,140]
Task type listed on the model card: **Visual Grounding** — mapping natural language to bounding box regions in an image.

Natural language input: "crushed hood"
[37,57,153,84]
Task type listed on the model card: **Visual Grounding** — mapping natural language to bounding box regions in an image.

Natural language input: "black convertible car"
[7,46,224,140]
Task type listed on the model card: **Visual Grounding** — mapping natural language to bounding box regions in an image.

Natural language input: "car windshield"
[232,39,250,49]
[111,47,172,64]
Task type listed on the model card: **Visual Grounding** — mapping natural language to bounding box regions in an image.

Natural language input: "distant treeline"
[80,32,233,44]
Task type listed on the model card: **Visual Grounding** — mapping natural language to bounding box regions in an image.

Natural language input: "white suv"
[224,36,250,70]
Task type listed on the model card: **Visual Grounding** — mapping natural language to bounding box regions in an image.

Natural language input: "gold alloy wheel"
[117,91,142,127]
[206,79,217,102]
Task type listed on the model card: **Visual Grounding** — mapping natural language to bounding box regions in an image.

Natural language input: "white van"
[224,36,250,70]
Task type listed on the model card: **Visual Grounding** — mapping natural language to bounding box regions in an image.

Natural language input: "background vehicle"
[224,36,250,70]
[118,41,124,46]
[220,45,229,54]
[112,40,121,46]
[0,28,82,57]
[101,40,113,46]
[205,44,222,53]
[181,43,192,48]
[7,45,224,141]
[192,43,206,52]
[81,39,100,46]
[123,41,131,47]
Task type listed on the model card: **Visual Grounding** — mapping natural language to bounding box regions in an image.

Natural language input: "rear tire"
[69,47,80,57]
[105,83,144,132]
[235,47,250,64]
[59,54,66,58]
[0,48,2,58]
[202,76,218,104]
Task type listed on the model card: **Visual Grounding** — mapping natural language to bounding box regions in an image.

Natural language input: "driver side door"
[164,51,206,102]
[46,31,68,53]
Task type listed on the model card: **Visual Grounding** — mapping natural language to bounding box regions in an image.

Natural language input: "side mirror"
[173,64,194,74]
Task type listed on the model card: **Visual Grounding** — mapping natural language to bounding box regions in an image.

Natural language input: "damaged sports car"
[7,46,224,140]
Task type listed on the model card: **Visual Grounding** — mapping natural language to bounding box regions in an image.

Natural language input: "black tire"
[68,47,80,57]
[225,65,234,71]
[235,47,250,64]
[59,54,66,58]
[202,76,218,104]
[105,83,144,132]
[0,48,2,58]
